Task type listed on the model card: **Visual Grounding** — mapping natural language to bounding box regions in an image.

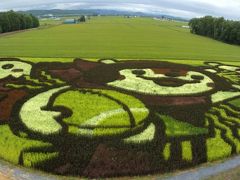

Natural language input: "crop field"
[0,56,239,178]
[0,15,240,178]
[0,16,240,61]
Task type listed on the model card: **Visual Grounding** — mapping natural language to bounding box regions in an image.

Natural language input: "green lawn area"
[0,16,239,62]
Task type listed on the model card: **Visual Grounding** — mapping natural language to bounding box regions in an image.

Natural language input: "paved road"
[0,173,10,180]
[164,156,240,180]
[0,160,56,180]
[1,155,240,180]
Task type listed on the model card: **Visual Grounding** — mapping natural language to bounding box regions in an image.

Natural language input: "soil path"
[0,28,38,37]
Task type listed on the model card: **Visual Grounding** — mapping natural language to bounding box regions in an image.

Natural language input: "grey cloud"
[0,0,239,19]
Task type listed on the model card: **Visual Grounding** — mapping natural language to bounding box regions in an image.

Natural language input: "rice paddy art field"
[0,56,239,178]
[0,16,240,178]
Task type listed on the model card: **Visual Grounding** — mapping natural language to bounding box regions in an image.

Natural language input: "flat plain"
[0,16,240,179]
[0,16,240,62]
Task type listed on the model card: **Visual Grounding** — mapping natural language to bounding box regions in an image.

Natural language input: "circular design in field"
[0,58,239,178]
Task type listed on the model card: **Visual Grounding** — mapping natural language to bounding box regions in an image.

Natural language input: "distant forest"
[0,10,39,33]
[189,16,240,45]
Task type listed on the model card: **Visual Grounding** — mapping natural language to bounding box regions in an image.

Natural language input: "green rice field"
[0,16,240,61]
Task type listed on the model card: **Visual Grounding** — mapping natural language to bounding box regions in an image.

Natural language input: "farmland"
[0,15,240,179]
[0,16,240,61]
[0,56,239,178]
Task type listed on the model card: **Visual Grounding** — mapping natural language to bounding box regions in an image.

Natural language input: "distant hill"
[18,9,189,22]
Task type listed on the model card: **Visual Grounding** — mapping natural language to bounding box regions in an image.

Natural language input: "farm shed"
[63,19,76,24]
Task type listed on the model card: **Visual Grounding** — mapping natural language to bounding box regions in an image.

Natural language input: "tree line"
[189,16,240,45]
[0,10,39,33]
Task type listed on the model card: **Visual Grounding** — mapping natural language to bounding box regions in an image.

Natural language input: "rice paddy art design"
[0,58,239,178]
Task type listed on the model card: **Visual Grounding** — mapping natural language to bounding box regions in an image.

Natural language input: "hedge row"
[0,10,39,33]
[189,16,240,45]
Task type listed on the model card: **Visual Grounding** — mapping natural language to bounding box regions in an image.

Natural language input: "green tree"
[203,16,214,37]
[30,14,40,28]
[0,11,39,33]
[25,14,33,29]
[18,14,27,30]
[0,12,10,33]
[78,15,86,22]
[213,17,224,40]
[7,10,21,31]
[189,16,240,45]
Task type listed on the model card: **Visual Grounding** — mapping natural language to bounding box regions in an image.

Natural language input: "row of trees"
[0,10,39,33]
[189,16,240,45]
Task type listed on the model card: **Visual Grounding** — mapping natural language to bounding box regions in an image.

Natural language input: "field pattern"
[0,57,239,178]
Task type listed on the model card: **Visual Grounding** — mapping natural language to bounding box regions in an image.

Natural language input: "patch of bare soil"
[152,68,188,76]
[49,68,82,82]
[139,95,207,106]
[0,28,37,37]
[83,144,154,178]
[0,90,27,122]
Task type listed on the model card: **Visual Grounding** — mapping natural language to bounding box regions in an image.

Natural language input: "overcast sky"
[0,0,239,19]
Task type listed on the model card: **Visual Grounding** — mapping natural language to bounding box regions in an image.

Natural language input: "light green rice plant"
[20,86,69,135]
[108,69,214,96]
[158,114,208,137]
[0,125,51,165]
[124,123,155,143]
[211,91,240,104]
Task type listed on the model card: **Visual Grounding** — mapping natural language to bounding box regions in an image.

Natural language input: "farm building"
[63,19,77,24]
